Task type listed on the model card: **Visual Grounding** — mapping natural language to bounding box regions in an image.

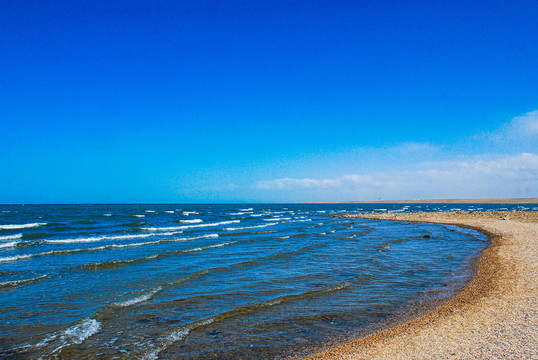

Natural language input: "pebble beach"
[305,210,538,360]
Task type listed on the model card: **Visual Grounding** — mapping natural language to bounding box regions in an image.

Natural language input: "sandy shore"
[304,210,537,360]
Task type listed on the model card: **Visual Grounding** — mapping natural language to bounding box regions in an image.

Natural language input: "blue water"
[0,203,532,359]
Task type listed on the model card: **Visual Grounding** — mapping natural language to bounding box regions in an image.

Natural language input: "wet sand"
[304,210,538,359]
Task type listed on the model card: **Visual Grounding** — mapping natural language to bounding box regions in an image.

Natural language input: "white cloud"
[252,111,538,202]
[255,153,538,200]
[490,110,538,145]
[508,110,538,136]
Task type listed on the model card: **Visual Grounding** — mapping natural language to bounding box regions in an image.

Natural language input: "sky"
[1,0,537,203]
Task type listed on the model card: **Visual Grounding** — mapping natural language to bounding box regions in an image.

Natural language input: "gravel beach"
[304,210,538,360]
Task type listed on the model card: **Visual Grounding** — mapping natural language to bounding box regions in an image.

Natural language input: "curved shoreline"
[303,211,537,359]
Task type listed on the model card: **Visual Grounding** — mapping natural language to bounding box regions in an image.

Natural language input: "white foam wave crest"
[0,233,23,241]
[250,214,263,217]
[228,212,246,215]
[142,220,239,232]
[0,223,46,230]
[182,211,199,215]
[142,318,215,360]
[0,274,48,287]
[239,208,253,211]
[107,242,160,249]
[263,217,291,221]
[0,241,17,249]
[184,240,236,253]
[44,233,162,244]
[114,286,163,307]
[145,210,156,213]
[36,318,101,354]
[0,254,32,263]
[179,219,203,223]
[103,214,112,217]
[42,230,187,245]
[132,215,145,218]
[223,223,277,231]
[0,234,219,263]
[108,234,219,249]
[164,210,174,213]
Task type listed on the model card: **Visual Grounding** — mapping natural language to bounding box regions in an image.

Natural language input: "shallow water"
[0,203,531,359]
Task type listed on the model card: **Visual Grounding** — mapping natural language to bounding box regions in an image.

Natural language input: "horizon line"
[1,197,537,206]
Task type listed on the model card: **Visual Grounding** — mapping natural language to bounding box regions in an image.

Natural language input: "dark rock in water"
[422,234,431,238]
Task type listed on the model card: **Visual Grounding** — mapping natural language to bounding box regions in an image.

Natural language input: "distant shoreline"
[301,197,538,204]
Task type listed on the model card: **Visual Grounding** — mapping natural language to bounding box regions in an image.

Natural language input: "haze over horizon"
[1,1,537,204]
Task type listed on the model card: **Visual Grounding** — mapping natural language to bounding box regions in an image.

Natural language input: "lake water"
[1,203,532,359]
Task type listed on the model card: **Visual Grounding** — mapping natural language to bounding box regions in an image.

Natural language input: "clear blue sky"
[1,0,537,203]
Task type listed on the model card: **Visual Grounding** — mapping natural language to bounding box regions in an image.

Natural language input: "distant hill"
[306,198,538,204]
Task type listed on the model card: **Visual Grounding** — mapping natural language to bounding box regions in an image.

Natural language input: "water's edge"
[298,215,499,360]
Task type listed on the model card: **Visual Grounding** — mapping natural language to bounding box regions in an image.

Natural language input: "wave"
[77,254,161,270]
[106,234,218,249]
[0,241,17,249]
[262,281,351,306]
[145,210,156,213]
[0,222,46,230]
[239,208,253,211]
[114,286,163,307]
[223,223,277,231]
[164,210,174,214]
[35,318,101,355]
[44,233,160,244]
[142,220,239,232]
[142,318,215,360]
[122,221,146,227]
[286,218,312,223]
[76,236,227,271]
[43,230,186,244]
[178,219,203,224]
[1,234,219,265]
[0,254,32,263]
[183,241,237,253]
[103,214,112,217]
[182,211,199,215]
[229,243,325,271]
[0,274,48,288]
[132,215,145,218]
[0,234,23,241]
